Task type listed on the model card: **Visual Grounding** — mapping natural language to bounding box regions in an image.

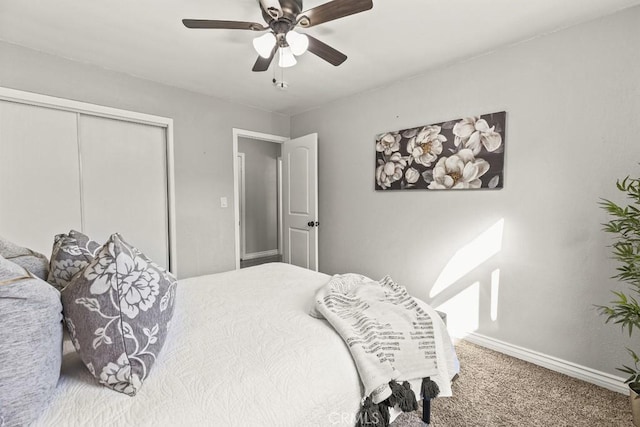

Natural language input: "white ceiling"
[1,0,639,115]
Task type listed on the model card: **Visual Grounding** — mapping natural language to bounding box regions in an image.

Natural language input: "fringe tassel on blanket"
[421,377,440,399]
[355,397,387,427]
[384,380,405,408]
[399,381,418,412]
[378,401,390,426]
[357,377,438,427]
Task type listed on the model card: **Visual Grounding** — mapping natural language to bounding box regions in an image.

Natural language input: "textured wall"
[291,7,640,376]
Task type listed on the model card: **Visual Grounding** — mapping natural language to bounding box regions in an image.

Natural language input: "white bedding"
[35,263,454,426]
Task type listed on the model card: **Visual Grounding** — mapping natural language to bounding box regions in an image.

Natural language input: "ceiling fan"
[182,0,373,72]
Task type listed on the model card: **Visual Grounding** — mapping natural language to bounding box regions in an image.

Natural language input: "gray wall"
[291,7,640,376]
[0,41,290,279]
[238,137,280,255]
[2,6,639,377]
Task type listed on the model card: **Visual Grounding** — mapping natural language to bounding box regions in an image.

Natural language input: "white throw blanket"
[314,274,454,404]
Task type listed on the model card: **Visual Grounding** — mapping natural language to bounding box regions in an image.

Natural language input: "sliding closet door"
[0,101,82,255]
[78,115,169,268]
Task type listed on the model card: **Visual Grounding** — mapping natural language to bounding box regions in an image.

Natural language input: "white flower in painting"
[428,149,490,190]
[117,253,160,319]
[405,167,420,184]
[99,353,141,396]
[375,132,401,155]
[453,117,502,155]
[401,128,418,139]
[86,362,96,377]
[52,259,86,286]
[376,152,407,189]
[407,126,446,167]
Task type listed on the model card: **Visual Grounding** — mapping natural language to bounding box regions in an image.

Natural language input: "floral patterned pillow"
[48,230,101,290]
[60,233,177,396]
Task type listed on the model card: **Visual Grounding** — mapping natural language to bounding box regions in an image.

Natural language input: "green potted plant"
[599,175,640,426]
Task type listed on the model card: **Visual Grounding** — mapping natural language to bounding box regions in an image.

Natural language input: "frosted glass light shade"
[278,47,297,68]
[253,32,276,58]
[286,31,309,56]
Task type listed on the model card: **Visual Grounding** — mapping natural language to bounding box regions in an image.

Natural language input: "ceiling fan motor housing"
[261,0,303,33]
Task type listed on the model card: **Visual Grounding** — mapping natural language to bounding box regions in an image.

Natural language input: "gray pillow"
[48,230,100,290]
[0,255,63,427]
[10,253,49,281]
[61,233,177,396]
[0,236,50,281]
[0,237,32,258]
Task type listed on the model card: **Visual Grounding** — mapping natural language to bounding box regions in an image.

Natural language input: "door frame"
[237,152,247,260]
[277,157,283,258]
[232,128,288,270]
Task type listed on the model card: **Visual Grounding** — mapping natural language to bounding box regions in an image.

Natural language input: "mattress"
[35,263,455,426]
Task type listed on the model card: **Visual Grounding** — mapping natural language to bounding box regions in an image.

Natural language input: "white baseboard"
[464,332,628,395]
[242,249,279,260]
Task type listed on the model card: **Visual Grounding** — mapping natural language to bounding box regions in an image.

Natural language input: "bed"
[28,262,456,426]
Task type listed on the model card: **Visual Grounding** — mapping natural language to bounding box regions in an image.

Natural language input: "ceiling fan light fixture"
[278,46,297,68]
[183,0,375,72]
[253,32,276,58]
[286,30,309,56]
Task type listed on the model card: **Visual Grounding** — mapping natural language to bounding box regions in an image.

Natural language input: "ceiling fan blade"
[182,19,267,31]
[298,0,373,28]
[306,35,347,66]
[252,46,278,72]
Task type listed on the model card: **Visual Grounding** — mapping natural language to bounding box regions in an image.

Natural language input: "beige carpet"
[391,340,633,426]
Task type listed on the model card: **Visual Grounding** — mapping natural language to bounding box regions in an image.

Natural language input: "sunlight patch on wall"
[435,281,479,339]
[430,218,504,298]
[491,268,500,321]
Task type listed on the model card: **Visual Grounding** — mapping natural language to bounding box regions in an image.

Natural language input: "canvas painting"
[375,111,506,190]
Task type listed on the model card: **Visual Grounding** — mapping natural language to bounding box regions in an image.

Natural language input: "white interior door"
[282,133,318,271]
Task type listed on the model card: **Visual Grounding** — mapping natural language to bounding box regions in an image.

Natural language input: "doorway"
[237,137,282,268]
[233,129,288,270]
[233,129,319,271]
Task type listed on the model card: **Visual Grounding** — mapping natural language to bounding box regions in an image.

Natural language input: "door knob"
[307,221,315,227]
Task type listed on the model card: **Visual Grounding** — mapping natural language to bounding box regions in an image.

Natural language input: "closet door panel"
[79,115,169,268]
[0,101,82,255]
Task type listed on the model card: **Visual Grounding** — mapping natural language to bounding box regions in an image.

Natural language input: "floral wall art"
[375,111,506,190]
